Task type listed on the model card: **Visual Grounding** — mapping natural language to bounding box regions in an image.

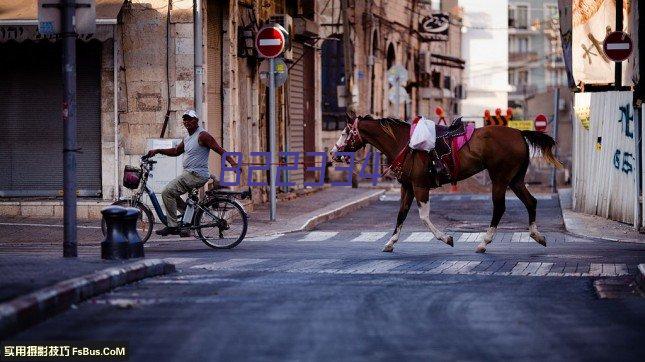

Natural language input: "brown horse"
[330,114,563,253]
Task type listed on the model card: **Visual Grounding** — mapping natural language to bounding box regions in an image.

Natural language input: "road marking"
[187,258,634,278]
[511,232,531,243]
[351,232,388,242]
[192,258,266,271]
[403,232,434,242]
[346,260,408,274]
[164,257,199,266]
[457,233,484,243]
[0,222,101,229]
[246,234,284,242]
[298,231,338,242]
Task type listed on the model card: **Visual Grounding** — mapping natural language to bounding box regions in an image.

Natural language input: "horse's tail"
[521,130,564,169]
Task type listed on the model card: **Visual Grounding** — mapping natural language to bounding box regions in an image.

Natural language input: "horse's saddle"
[430,118,467,186]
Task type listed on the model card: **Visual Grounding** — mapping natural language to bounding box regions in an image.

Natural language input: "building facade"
[0,0,323,217]
[319,0,465,164]
[458,0,510,124]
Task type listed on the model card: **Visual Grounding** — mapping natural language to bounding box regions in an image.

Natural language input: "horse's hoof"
[382,245,394,253]
[531,233,547,247]
[475,245,486,253]
[444,235,454,247]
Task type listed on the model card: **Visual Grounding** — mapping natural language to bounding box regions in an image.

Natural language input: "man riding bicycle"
[146,110,237,236]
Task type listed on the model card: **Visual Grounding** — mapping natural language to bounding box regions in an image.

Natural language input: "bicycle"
[101,156,251,249]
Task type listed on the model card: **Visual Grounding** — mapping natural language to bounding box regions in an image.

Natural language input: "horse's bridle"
[335,118,364,152]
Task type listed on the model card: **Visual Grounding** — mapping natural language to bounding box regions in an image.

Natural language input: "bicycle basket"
[123,165,142,190]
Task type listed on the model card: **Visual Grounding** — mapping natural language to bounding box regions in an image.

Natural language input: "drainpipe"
[194,0,204,121]
[113,25,120,200]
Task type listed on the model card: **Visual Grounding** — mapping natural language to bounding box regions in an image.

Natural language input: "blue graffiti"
[613,149,634,175]
[618,104,634,139]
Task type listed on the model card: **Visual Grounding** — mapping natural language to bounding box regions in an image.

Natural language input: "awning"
[429,53,465,70]
[0,0,125,42]
[0,0,125,25]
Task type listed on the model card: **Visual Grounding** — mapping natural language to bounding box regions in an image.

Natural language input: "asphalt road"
[10,194,645,361]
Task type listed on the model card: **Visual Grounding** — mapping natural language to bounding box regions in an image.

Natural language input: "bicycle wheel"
[101,200,155,243]
[194,198,248,249]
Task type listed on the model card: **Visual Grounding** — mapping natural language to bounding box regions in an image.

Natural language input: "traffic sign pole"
[269,57,277,221]
[551,87,560,193]
[62,0,78,257]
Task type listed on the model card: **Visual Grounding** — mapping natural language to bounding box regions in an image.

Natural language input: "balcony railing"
[509,51,539,63]
[509,84,538,99]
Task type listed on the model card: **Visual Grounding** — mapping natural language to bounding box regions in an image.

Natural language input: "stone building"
[0,0,323,218]
[318,0,465,163]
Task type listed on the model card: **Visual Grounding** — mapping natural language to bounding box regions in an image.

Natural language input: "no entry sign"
[603,31,633,62]
[255,25,286,58]
[534,114,548,132]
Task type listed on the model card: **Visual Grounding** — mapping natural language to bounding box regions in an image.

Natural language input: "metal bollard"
[101,206,129,260]
[123,207,144,258]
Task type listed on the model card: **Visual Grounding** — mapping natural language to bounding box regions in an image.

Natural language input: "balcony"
[509,84,538,101]
[509,51,539,63]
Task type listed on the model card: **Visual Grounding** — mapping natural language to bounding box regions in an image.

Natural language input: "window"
[518,70,528,85]
[509,70,516,85]
[516,5,528,29]
[443,75,451,90]
[545,4,558,20]
[518,36,529,52]
[508,6,516,27]
[431,71,441,88]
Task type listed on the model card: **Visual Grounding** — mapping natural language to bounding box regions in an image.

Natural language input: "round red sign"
[603,31,633,62]
[255,26,285,59]
[534,114,548,132]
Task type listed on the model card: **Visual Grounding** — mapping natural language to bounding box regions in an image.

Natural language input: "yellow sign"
[275,62,286,73]
[575,106,590,130]
[508,120,534,131]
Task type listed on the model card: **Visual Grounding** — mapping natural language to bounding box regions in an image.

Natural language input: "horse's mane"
[359,115,409,141]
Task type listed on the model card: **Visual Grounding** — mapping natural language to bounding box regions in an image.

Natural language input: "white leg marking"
[529,222,547,246]
[383,225,402,252]
[418,201,453,247]
[476,226,496,253]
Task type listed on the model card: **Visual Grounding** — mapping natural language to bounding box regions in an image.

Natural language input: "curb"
[637,264,645,292]
[0,259,175,339]
[299,189,386,231]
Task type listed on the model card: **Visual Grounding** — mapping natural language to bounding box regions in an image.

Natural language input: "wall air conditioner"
[270,14,293,61]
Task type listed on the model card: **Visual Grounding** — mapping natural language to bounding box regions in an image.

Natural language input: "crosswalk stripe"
[351,232,388,242]
[184,258,633,278]
[191,258,266,271]
[403,232,434,243]
[346,260,408,274]
[164,257,198,266]
[298,231,338,241]
[246,234,284,242]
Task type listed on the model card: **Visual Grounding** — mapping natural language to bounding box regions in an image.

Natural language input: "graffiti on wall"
[612,104,635,175]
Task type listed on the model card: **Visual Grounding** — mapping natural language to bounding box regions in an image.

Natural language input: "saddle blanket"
[409,116,436,152]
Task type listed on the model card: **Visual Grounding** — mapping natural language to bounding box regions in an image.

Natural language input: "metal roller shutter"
[0,40,102,197]
[287,42,305,187]
[206,0,224,178]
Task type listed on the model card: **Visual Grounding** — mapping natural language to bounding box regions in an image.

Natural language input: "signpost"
[256,24,287,221]
[387,65,409,118]
[534,114,548,133]
[602,31,633,62]
[38,0,96,257]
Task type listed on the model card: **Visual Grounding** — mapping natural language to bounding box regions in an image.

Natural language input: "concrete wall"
[572,91,638,225]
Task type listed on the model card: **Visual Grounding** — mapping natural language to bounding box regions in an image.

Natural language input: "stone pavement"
[0,186,385,304]
[558,188,644,244]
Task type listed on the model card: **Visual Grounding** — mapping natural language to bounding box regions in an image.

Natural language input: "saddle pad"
[452,124,475,153]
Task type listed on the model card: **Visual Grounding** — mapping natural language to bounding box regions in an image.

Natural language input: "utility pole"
[548,18,559,194]
[62,0,78,257]
[340,0,354,112]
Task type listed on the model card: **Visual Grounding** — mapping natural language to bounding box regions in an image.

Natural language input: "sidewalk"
[558,188,644,244]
